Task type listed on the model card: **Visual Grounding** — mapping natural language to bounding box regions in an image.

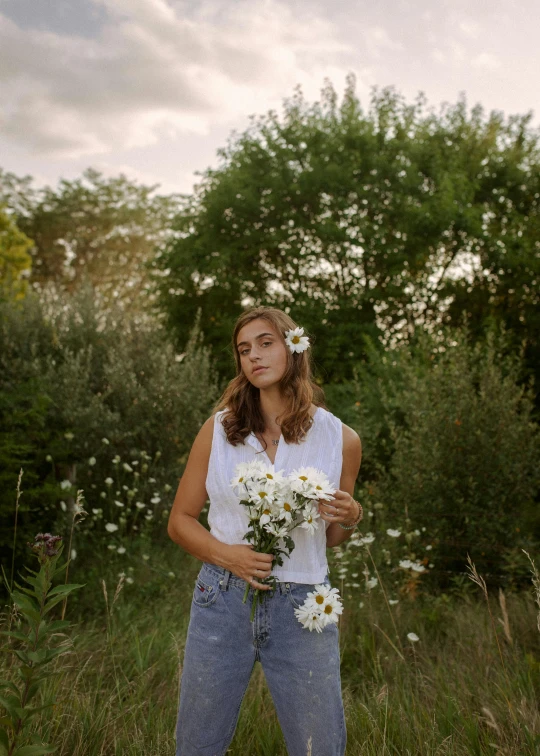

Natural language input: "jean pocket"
[192,572,220,608]
[287,581,331,610]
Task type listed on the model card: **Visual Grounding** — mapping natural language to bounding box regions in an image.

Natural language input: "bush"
[0,286,219,588]
[350,324,540,590]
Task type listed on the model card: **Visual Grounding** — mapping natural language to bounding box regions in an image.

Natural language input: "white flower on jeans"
[294,584,344,632]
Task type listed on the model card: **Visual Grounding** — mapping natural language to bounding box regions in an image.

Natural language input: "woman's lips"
[252,366,268,374]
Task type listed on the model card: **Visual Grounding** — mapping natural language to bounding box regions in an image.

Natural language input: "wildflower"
[126,577,134,584]
[60,501,67,512]
[122,463,133,473]
[149,477,156,483]
[411,562,426,573]
[117,546,126,554]
[92,508,100,515]
[64,432,74,441]
[294,605,326,632]
[389,599,399,605]
[100,492,106,498]
[386,529,401,538]
[284,327,310,353]
[374,502,384,510]
[359,601,364,608]
[360,533,375,545]
[112,455,120,465]
[105,523,119,533]
[366,577,378,590]
[107,544,116,550]
[399,559,413,569]
[89,457,97,466]
[142,554,150,561]
[407,632,420,643]
[144,514,153,521]
[60,480,72,490]
[426,545,433,551]
[168,571,175,578]
[164,484,172,492]
[131,460,139,466]
[71,549,77,560]
[46,454,53,462]
[127,489,135,499]
[114,500,125,508]
[151,495,161,504]
[135,502,146,509]
[105,477,113,486]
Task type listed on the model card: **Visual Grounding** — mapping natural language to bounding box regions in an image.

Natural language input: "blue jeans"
[175,562,346,756]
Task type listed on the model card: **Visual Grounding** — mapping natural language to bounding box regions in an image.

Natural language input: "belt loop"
[219,569,231,591]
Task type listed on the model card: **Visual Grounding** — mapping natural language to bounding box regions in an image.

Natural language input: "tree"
[0,167,186,316]
[155,77,540,384]
[0,205,33,301]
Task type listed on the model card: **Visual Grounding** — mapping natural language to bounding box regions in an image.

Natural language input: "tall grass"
[2,539,539,755]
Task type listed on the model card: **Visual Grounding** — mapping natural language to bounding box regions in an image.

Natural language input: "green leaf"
[0,693,20,718]
[11,593,40,623]
[13,745,57,755]
[0,630,30,643]
[0,680,19,696]
[0,727,8,750]
[46,584,84,598]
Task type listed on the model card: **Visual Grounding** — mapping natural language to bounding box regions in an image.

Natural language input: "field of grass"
[2,539,540,756]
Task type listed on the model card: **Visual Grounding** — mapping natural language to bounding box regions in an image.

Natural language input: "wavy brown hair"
[213,306,327,447]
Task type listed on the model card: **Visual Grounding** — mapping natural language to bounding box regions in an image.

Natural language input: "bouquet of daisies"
[230,461,336,621]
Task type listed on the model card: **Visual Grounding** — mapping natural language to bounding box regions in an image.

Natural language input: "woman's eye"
[262,342,272,347]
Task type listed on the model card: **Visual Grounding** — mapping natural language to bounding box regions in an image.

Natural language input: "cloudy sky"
[1,0,538,196]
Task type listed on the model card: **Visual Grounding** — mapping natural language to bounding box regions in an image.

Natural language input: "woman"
[168,305,362,756]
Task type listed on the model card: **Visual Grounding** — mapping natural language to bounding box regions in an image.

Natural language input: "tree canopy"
[155,77,540,384]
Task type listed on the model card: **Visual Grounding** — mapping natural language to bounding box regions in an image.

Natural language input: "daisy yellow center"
[299,475,308,481]
[307,516,312,523]
[239,477,244,483]
[324,605,333,614]
[315,595,324,605]
[283,503,291,511]
[258,491,267,498]
[263,509,271,515]
[316,485,322,490]
[292,335,300,344]
[266,473,273,479]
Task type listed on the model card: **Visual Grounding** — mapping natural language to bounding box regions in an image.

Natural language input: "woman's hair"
[213,306,326,446]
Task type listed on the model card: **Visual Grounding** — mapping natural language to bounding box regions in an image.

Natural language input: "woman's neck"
[258,387,288,434]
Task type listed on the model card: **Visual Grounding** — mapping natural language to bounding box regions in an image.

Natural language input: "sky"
[1,0,538,196]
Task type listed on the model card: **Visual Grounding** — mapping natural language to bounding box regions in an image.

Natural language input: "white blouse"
[205,406,343,583]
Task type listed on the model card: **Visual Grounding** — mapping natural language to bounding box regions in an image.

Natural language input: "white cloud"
[471,52,501,70]
[458,20,480,39]
[362,26,404,60]
[0,0,358,158]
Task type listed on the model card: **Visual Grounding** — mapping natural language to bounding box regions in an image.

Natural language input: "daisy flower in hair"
[284,327,310,353]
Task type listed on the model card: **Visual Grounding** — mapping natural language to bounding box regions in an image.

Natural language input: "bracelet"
[338,500,363,530]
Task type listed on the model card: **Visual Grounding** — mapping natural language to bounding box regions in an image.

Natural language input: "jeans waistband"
[202,562,292,594]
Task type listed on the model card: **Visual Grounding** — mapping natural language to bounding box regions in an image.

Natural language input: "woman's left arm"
[319,423,362,548]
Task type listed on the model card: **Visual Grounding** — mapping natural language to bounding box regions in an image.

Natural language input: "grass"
[2,539,540,755]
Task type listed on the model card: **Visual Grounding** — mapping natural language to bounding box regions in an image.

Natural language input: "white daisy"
[360,533,375,546]
[299,504,321,534]
[294,605,325,633]
[386,529,401,538]
[411,562,426,573]
[105,523,118,533]
[284,327,310,353]
[399,559,413,569]
[407,632,420,643]
[320,596,344,626]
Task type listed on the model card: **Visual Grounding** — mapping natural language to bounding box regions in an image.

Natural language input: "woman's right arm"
[167,416,273,590]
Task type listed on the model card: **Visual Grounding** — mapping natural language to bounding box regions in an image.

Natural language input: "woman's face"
[236,318,288,388]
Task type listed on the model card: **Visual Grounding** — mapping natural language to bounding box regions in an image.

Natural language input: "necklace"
[271,438,280,446]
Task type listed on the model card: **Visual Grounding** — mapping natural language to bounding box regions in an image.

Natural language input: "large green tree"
[155,77,540,383]
[0,167,186,315]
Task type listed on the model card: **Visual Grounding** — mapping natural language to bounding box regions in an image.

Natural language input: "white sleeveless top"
[205,406,343,583]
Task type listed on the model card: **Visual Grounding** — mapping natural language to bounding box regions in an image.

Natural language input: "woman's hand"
[318,489,359,525]
[221,544,274,590]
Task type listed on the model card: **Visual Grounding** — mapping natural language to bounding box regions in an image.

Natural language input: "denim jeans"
[175,562,346,756]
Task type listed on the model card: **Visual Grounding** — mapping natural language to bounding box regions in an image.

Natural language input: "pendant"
[272,439,280,446]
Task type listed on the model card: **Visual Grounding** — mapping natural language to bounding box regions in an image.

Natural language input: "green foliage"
[352,323,540,587]
[0,534,83,755]
[154,79,540,385]
[0,287,219,588]
[0,167,185,317]
[0,206,33,303]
